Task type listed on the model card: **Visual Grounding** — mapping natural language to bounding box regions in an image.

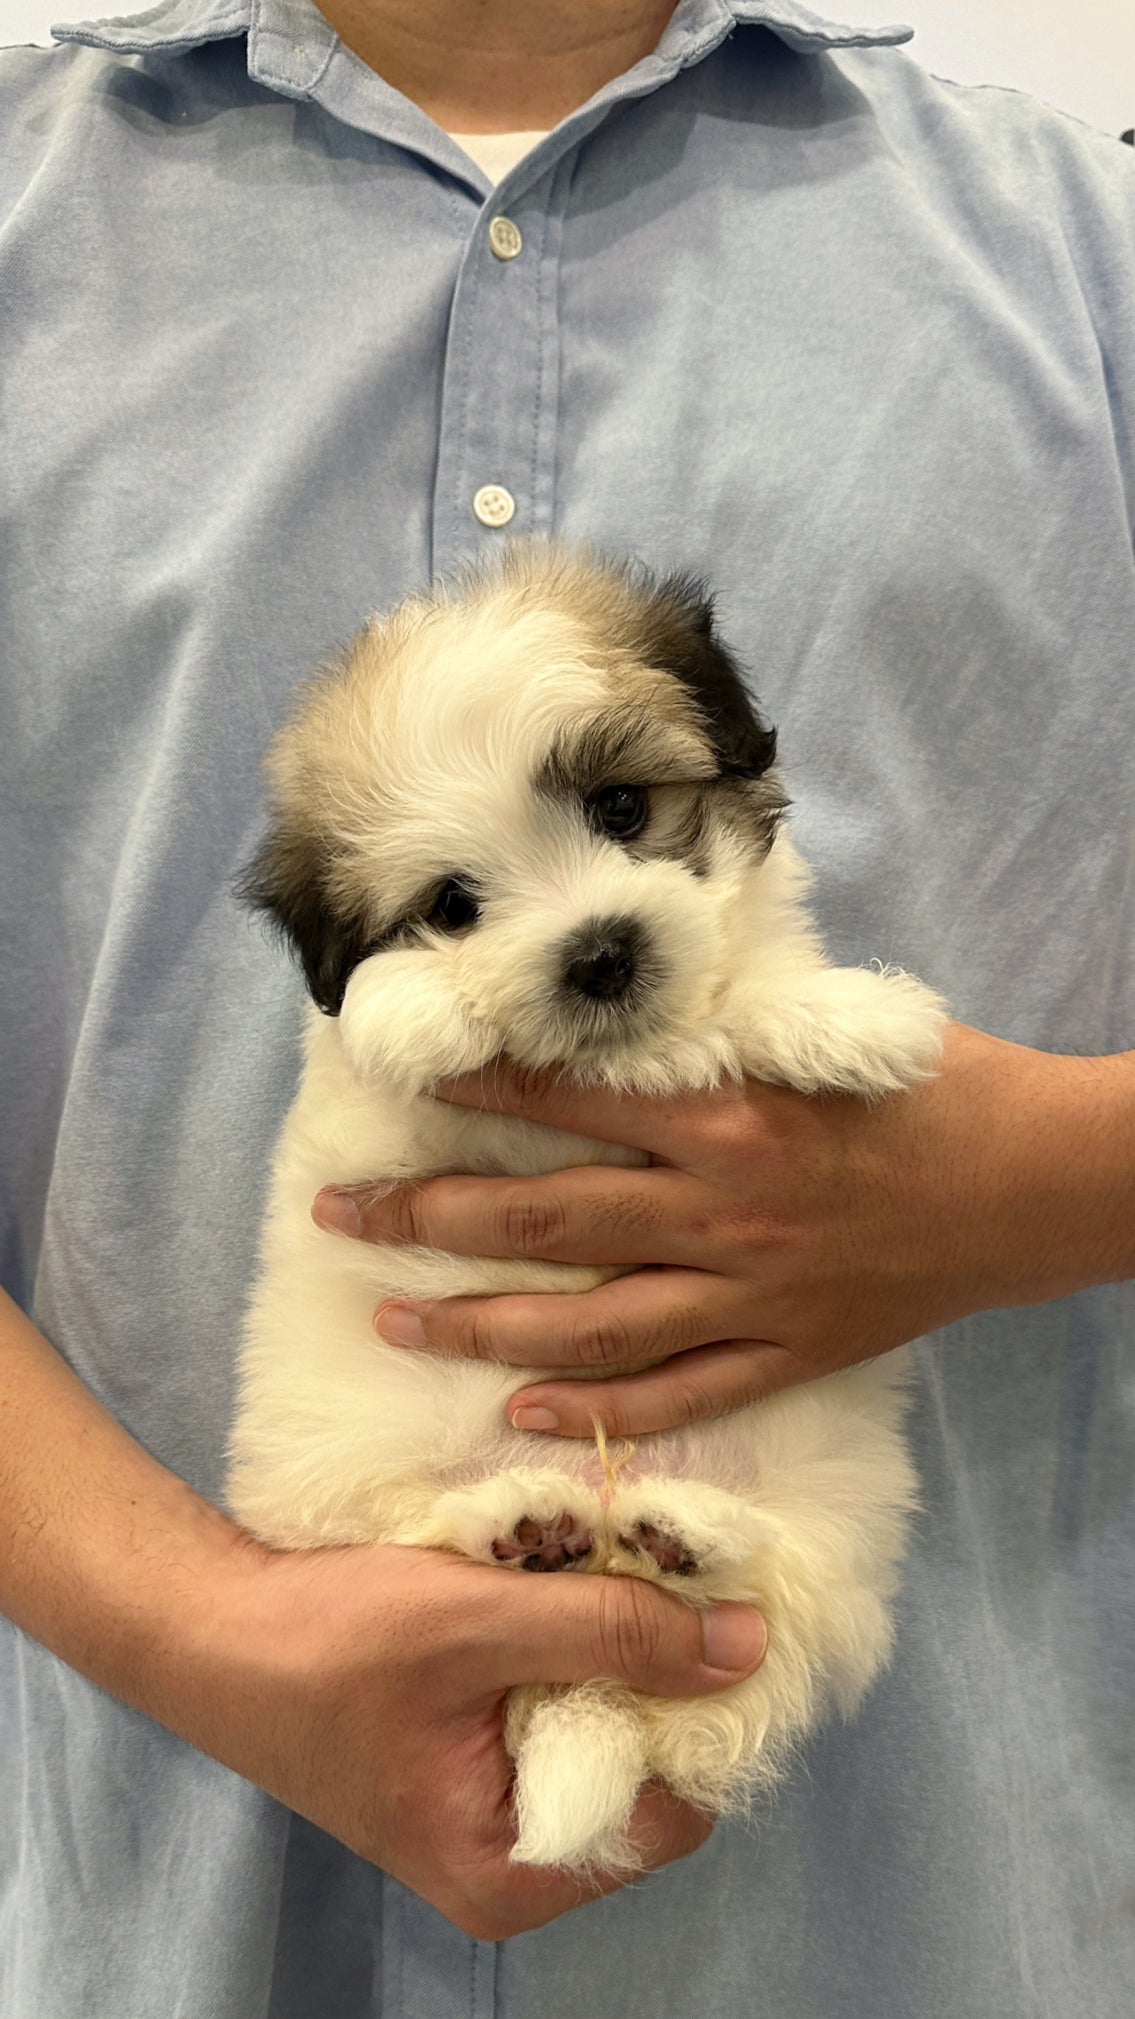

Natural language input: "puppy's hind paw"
[492,1511,594,1572]
[618,1518,698,1577]
[416,1471,603,1574]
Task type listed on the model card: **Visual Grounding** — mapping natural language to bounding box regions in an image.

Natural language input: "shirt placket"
[379,161,571,2019]
[431,158,570,578]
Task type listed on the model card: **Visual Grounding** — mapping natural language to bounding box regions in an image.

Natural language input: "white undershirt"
[448,130,549,183]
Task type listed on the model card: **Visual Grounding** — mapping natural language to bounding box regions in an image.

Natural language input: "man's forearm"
[0,1286,242,1713]
[1007,1045,1135,1303]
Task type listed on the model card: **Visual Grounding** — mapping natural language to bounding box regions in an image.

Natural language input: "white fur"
[227,557,946,1872]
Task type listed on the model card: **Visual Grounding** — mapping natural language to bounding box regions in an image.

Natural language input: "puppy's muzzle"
[560,916,648,1005]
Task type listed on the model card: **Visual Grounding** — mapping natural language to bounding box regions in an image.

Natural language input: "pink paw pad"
[491,1512,593,1572]
[622,1519,699,1576]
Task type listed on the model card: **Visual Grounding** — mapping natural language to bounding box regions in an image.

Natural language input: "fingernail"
[510,1406,560,1432]
[312,1189,361,1238]
[374,1304,427,1348]
[701,1605,768,1675]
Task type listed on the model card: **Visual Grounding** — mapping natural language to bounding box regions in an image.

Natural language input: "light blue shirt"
[2,2,1134,2014]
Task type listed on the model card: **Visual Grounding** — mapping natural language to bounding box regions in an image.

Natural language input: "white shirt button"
[488,216,523,260]
[472,484,516,527]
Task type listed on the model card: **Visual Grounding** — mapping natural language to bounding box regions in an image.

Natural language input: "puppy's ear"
[235,824,369,1017]
[643,573,779,781]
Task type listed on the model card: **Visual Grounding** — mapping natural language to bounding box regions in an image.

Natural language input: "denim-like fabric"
[2,2,1133,2013]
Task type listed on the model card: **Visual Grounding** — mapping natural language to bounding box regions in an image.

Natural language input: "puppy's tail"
[506,1682,648,1873]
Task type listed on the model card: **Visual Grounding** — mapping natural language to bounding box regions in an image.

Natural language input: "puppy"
[227,542,946,1873]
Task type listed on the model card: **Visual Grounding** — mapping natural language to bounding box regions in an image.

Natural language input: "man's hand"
[313,1024,1135,1437]
[188,1537,765,1940]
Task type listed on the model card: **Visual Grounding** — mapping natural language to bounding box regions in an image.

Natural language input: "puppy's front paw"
[737,966,946,1099]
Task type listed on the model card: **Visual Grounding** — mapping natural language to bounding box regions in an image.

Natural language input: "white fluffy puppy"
[228,542,946,1874]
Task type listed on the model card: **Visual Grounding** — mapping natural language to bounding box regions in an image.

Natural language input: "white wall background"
[896,1,1132,137]
[3,0,1133,137]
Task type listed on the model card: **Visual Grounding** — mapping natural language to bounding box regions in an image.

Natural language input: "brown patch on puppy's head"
[628,569,779,779]
[235,791,376,1017]
[517,547,787,867]
[234,619,422,1014]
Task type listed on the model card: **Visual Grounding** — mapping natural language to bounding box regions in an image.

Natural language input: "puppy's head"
[239,543,787,1091]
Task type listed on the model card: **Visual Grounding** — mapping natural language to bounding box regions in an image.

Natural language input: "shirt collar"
[49,0,914,197]
[51,0,914,66]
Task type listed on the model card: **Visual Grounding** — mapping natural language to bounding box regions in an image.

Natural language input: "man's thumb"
[493,1572,768,1696]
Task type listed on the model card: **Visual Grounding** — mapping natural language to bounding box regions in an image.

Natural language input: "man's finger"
[507,1338,804,1437]
[431,1058,743,1162]
[373,1267,742,1370]
[619,1780,717,1871]
[471,1566,768,1696]
[314,1166,710,1266]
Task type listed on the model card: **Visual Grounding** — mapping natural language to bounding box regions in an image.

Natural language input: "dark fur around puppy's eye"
[235,827,371,1017]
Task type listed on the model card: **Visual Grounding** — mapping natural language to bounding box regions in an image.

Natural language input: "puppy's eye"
[426,879,480,933]
[588,784,649,841]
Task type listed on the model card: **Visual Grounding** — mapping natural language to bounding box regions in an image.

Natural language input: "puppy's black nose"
[561,918,643,1002]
